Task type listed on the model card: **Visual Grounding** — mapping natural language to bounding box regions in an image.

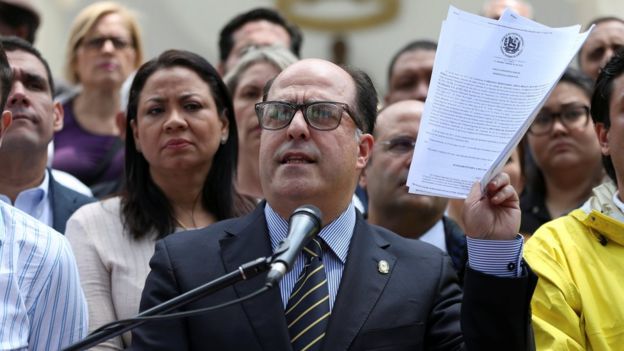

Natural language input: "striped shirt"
[266,203,355,311]
[0,202,88,351]
[266,202,524,310]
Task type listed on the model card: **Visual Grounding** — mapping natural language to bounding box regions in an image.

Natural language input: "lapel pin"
[378,260,390,274]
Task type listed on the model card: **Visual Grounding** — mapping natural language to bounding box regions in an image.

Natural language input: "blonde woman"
[53,2,143,196]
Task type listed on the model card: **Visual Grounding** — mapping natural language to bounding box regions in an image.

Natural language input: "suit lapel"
[49,174,72,233]
[219,204,292,351]
[324,217,396,350]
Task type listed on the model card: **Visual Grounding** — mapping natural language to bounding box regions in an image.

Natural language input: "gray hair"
[223,45,298,94]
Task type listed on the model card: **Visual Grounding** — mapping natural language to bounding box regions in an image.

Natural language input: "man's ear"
[52,101,64,132]
[356,133,374,171]
[595,122,610,156]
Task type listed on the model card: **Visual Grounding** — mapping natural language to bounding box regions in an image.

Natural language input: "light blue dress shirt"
[0,201,88,350]
[0,170,52,227]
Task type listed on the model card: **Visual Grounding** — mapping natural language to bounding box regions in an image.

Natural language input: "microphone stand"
[63,257,271,351]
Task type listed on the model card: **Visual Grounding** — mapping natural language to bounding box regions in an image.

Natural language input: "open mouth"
[281,153,314,164]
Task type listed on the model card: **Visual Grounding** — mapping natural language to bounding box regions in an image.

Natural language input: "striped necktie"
[285,238,331,351]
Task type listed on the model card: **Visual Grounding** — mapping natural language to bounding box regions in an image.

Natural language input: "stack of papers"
[406,6,593,198]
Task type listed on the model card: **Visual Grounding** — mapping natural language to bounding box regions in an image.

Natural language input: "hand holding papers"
[407,6,593,198]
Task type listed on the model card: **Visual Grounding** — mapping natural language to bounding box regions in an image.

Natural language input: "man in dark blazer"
[0,37,93,233]
[132,59,536,350]
[48,170,93,233]
[361,100,467,283]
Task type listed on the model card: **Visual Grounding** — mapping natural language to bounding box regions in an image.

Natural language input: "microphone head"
[290,205,322,226]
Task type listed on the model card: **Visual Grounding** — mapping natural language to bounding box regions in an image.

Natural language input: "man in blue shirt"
[0,40,88,351]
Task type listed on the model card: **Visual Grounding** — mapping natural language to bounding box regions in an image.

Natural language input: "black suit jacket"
[49,171,94,233]
[131,204,536,351]
[442,216,468,284]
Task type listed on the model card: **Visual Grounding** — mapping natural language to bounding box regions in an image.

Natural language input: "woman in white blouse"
[66,49,248,349]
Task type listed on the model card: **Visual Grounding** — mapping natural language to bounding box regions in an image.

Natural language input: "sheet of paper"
[407,6,592,199]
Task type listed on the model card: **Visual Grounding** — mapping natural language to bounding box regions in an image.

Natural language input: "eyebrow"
[541,102,587,111]
[143,92,203,103]
[21,71,51,92]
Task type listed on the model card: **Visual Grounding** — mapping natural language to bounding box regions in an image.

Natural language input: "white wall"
[32,0,624,97]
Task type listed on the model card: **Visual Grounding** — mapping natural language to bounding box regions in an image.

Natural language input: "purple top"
[52,99,124,186]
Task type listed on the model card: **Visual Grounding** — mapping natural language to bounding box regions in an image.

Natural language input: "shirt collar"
[265,202,356,264]
[0,170,49,215]
[613,191,624,215]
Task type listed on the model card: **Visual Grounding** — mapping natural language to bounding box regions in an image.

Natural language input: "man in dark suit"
[361,100,467,282]
[0,37,93,233]
[132,59,536,350]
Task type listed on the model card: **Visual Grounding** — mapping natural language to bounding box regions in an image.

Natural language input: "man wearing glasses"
[360,100,467,283]
[132,59,536,350]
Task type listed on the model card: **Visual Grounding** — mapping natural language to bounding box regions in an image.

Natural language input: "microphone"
[265,205,323,288]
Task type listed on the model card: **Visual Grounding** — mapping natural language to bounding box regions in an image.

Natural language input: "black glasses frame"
[255,101,362,131]
[378,136,416,155]
[528,105,590,136]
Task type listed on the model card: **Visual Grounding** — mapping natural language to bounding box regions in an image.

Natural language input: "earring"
[220,135,228,145]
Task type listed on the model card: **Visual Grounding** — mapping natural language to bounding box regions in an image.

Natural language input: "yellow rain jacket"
[525,181,624,351]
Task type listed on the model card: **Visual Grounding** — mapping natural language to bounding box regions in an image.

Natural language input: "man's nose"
[286,110,311,140]
[7,83,28,107]
[413,82,429,102]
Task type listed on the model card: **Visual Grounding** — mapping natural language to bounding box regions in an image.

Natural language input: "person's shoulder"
[49,169,93,197]
[1,202,71,263]
[67,196,122,226]
[50,174,95,205]
[365,221,447,260]
[524,213,588,270]
[527,213,584,249]
[160,206,264,248]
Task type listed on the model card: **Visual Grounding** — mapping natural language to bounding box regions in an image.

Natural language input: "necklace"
[173,194,201,230]
[173,216,190,230]
[173,213,198,230]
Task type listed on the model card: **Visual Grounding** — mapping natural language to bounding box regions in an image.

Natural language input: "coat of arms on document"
[500,33,524,57]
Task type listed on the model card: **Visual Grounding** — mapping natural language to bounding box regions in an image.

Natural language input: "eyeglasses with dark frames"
[255,101,362,131]
[528,105,590,136]
[81,36,133,51]
[379,136,416,155]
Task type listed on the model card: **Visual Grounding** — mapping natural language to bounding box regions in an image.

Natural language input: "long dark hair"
[122,49,238,240]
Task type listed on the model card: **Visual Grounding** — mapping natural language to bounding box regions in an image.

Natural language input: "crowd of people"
[1,0,623,350]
